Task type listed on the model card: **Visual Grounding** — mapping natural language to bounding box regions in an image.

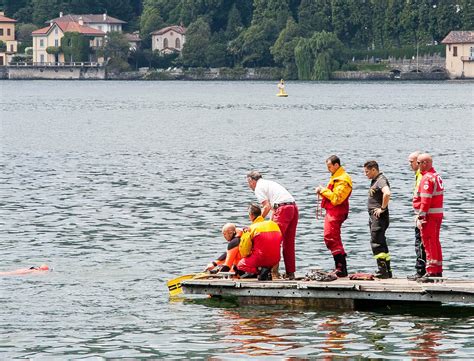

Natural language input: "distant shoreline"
[1,65,468,81]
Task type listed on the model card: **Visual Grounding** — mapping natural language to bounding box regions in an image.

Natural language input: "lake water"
[1,80,473,359]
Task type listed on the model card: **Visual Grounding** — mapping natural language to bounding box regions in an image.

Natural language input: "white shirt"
[254,178,295,207]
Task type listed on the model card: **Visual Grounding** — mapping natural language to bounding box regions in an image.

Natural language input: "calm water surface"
[1,80,473,359]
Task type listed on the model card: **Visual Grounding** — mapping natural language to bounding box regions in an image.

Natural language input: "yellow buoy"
[277,79,288,97]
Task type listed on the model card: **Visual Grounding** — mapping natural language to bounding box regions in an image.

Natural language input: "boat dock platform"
[182,277,474,310]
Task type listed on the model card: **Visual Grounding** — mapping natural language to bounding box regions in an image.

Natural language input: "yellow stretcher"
[167,273,209,297]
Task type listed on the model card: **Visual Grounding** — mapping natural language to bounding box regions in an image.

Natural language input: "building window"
[7,28,11,36]
[0,29,3,36]
[470,47,474,59]
[40,39,44,47]
[55,39,59,47]
[163,38,168,48]
[453,46,458,57]
[55,28,58,34]
[175,38,180,49]
[10,44,14,52]
[40,54,45,63]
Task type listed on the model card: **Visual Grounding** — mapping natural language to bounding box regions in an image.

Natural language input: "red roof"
[441,31,474,44]
[32,21,105,36]
[0,14,17,23]
[151,25,186,36]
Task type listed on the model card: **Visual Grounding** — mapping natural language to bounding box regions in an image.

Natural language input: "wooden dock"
[182,277,474,310]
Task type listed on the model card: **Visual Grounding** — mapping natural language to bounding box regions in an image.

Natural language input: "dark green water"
[1,80,473,358]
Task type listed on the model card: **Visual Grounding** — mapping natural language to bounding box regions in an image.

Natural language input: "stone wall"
[7,66,106,80]
[0,67,8,79]
[332,70,447,81]
[332,71,392,80]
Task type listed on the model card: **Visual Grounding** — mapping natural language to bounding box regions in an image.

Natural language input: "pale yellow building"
[32,18,105,64]
[0,11,18,65]
[151,25,186,54]
[441,31,474,79]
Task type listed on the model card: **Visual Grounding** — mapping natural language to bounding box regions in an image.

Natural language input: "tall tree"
[331,0,351,46]
[400,0,419,46]
[294,38,312,80]
[348,0,372,49]
[4,0,29,17]
[309,31,344,80]
[225,3,243,40]
[231,19,278,67]
[434,1,462,41]
[140,0,164,47]
[384,0,404,47]
[371,0,388,48]
[271,17,301,76]
[31,0,62,25]
[253,0,291,30]
[460,0,474,29]
[181,16,211,67]
[297,0,332,36]
[98,0,134,24]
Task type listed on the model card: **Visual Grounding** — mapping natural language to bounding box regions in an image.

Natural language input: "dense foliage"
[3,0,473,77]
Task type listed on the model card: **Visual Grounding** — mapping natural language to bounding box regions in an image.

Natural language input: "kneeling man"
[237,204,282,280]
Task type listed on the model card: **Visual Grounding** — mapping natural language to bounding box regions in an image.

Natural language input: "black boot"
[240,272,257,279]
[407,271,425,281]
[258,267,272,281]
[375,259,392,279]
[333,254,348,277]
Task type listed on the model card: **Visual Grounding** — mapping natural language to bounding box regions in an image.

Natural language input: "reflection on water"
[218,309,299,356]
[1,80,473,358]
[319,317,348,359]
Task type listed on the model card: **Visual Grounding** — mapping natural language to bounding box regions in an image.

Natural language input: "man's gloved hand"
[205,262,217,272]
[210,265,223,274]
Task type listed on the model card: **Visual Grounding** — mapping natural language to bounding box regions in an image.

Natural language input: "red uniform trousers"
[421,215,443,274]
[272,204,298,273]
[237,237,281,275]
[323,210,347,256]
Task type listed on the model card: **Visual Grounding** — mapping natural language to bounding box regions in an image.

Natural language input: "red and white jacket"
[413,167,444,218]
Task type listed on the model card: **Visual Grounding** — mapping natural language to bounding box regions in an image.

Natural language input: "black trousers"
[369,212,390,256]
[414,226,426,275]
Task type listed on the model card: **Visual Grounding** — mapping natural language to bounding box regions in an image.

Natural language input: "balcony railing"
[460,56,474,62]
[8,61,103,67]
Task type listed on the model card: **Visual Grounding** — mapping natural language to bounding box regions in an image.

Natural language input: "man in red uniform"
[236,204,282,280]
[413,153,444,278]
[247,171,298,280]
[315,155,353,277]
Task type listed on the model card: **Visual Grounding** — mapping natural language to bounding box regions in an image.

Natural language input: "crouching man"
[236,203,282,280]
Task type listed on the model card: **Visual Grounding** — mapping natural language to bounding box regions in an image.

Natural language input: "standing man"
[315,155,352,277]
[246,171,298,280]
[407,151,426,280]
[413,153,444,279]
[364,160,392,279]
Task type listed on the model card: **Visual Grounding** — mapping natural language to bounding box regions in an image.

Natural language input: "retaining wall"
[7,66,106,80]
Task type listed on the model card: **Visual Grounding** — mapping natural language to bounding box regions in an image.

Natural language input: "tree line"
[3,0,473,78]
